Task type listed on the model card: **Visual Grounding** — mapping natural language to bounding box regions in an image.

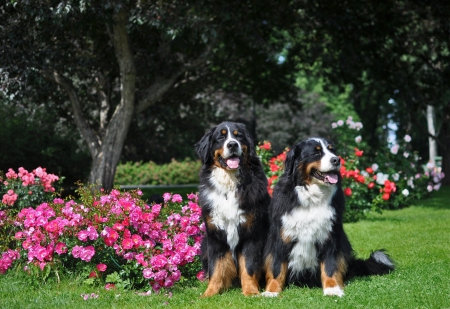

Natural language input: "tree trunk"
[440,102,450,186]
[87,7,136,190]
[43,8,211,191]
[426,105,438,166]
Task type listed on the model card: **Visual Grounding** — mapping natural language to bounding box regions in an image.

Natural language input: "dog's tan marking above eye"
[233,130,238,136]
[221,129,227,135]
[328,145,333,150]
[316,146,321,150]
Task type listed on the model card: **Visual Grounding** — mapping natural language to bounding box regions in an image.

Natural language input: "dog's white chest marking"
[206,167,246,252]
[282,184,336,274]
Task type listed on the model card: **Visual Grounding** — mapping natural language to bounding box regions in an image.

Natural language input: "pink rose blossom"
[143,268,153,279]
[79,246,95,262]
[162,193,172,202]
[71,245,83,258]
[96,263,107,272]
[55,242,68,254]
[105,283,116,290]
[77,230,89,242]
[122,238,133,250]
[171,194,182,203]
[150,255,167,268]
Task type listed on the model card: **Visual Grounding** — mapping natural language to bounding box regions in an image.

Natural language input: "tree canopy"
[1,0,450,186]
[1,0,299,189]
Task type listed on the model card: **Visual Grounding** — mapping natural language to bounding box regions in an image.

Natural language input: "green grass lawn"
[1,187,450,309]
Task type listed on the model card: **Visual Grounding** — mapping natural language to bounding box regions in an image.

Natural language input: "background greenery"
[1,0,449,190]
[1,186,449,309]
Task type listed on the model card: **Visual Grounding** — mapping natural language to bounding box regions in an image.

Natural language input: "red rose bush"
[257,117,444,222]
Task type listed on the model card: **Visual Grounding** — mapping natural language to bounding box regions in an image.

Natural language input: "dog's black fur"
[195,121,270,297]
[263,138,394,297]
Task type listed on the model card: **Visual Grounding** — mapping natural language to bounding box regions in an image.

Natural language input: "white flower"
[371,163,379,172]
[402,189,409,196]
[331,122,338,129]
[403,152,409,158]
[427,185,433,192]
[407,178,415,188]
[392,173,400,181]
[390,144,399,155]
[355,135,362,143]
[337,120,344,126]
[355,122,363,130]
[376,172,389,185]
[404,135,412,142]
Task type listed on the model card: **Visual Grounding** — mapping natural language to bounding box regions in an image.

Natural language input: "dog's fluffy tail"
[348,250,395,277]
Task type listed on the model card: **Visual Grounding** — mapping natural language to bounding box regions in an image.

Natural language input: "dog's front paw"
[261,291,279,298]
[323,286,344,297]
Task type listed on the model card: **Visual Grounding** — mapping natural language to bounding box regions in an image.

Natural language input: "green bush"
[115,158,201,185]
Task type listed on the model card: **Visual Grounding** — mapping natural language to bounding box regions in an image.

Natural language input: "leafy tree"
[0,0,297,190]
[291,0,450,184]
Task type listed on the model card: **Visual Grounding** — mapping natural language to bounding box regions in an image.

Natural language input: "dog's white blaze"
[222,125,243,159]
[282,184,336,275]
[323,286,344,297]
[206,167,245,252]
[310,138,338,171]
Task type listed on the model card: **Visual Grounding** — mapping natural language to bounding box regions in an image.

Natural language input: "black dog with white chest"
[195,121,270,297]
[263,137,394,297]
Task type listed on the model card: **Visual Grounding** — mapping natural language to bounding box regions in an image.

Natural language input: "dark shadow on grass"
[415,186,450,210]
[360,215,404,223]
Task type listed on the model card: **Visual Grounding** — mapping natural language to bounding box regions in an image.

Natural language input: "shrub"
[0,167,62,252]
[0,183,204,292]
[257,117,444,222]
[115,159,201,185]
[257,142,288,196]
[0,167,61,213]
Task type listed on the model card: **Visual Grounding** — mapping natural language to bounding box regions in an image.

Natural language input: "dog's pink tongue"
[325,173,338,184]
[226,157,240,169]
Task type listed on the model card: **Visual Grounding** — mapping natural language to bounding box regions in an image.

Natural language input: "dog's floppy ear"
[195,127,215,164]
[284,142,301,178]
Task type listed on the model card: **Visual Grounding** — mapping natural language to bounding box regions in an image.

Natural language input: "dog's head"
[195,122,255,171]
[284,137,341,186]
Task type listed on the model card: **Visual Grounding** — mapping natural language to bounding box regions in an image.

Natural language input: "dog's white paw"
[261,291,279,298]
[323,286,344,297]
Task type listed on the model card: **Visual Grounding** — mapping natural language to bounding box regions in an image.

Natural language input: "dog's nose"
[227,141,238,151]
[330,156,340,166]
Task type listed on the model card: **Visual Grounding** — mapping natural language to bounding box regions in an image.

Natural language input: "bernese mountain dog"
[195,121,270,297]
[263,137,395,297]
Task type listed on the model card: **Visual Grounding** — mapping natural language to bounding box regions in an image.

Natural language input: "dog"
[195,121,270,297]
[263,137,394,297]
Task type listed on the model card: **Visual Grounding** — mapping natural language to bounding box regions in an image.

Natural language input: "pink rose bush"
[1,167,60,216]
[0,183,204,292]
